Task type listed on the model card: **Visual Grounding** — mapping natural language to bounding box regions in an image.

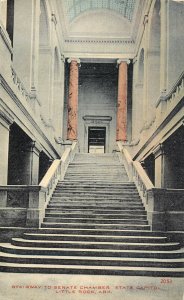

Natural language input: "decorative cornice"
[65,39,135,45]
[83,116,112,122]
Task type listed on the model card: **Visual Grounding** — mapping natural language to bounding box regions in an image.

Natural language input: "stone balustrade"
[117,142,184,232]
[156,71,184,122]
[0,141,78,228]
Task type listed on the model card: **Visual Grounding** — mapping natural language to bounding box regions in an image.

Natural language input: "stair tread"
[23,233,167,239]
[1,152,183,275]
[1,243,184,253]
[1,262,184,272]
[12,238,180,246]
[42,222,149,226]
[1,252,183,262]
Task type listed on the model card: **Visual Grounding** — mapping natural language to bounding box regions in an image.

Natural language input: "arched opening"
[147,0,161,120]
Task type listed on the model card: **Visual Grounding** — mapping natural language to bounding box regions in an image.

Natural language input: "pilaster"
[160,0,168,94]
[23,141,42,185]
[0,110,14,185]
[13,0,40,94]
[153,143,165,188]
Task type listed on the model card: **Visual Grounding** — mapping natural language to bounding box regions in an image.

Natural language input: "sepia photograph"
[0,0,184,299]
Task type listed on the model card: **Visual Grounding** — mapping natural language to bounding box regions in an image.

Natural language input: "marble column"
[67,58,80,140]
[0,111,13,185]
[116,59,130,142]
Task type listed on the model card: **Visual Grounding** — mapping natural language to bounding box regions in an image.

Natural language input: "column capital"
[153,143,165,159]
[67,58,81,65]
[28,141,42,156]
[117,59,131,65]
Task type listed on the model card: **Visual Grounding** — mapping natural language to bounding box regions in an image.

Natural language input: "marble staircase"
[0,153,184,276]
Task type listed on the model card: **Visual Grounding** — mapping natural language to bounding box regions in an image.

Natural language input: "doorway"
[88,127,106,153]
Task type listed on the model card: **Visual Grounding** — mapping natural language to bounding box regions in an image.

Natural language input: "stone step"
[24,228,167,237]
[45,213,147,219]
[1,252,183,269]
[59,180,128,183]
[41,223,151,230]
[58,181,135,186]
[64,177,126,179]
[56,187,137,191]
[47,201,143,210]
[22,233,167,243]
[56,183,136,187]
[45,208,146,214]
[1,243,183,259]
[1,152,182,277]
[1,262,183,276]
[10,238,180,251]
[43,217,148,225]
[52,194,140,199]
[53,190,139,195]
[50,199,142,204]
[47,205,145,210]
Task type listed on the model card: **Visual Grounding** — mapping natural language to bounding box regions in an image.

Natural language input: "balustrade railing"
[117,142,184,231]
[0,141,79,228]
[117,141,154,207]
[156,70,184,117]
[11,67,31,104]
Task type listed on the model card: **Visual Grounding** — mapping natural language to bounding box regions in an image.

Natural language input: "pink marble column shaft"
[116,61,128,142]
[67,59,79,140]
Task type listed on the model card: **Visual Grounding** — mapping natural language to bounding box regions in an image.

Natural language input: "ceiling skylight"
[66,0,136,22]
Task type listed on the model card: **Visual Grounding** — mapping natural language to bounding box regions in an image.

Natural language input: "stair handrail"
[133,161,154,191]
[39,141,78,193]
[26,140,79,227]
[117,141,154,207]
[39,159,61,189]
